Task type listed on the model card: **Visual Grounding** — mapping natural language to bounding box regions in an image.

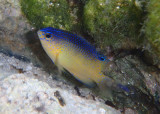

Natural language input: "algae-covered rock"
[83,0,144,49]
[145,0,160,60]
[20,0,72,30]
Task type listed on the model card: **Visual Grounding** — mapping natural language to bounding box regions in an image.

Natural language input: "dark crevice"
[114,48,160,71]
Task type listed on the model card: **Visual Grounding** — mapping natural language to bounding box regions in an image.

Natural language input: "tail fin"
[94,74,130,99]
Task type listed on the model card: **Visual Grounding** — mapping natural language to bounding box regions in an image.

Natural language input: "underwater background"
[0,0,160,113]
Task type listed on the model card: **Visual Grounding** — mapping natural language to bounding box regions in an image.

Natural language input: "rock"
[0,73,121,114]
[124,108,137,114]
[102,54,160,113]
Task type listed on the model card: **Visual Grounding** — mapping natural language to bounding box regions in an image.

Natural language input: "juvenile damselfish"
[37,27,123,91]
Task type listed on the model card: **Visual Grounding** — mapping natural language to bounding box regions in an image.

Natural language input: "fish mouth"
[37,30,45,39]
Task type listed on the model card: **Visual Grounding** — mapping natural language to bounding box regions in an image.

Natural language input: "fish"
[37,27,129,93]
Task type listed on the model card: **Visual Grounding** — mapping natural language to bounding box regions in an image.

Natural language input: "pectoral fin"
[55,53,64,74]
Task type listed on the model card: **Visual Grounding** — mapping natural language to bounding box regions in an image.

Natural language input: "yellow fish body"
[37,27,114,88]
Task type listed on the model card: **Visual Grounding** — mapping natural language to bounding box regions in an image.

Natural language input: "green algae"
[145,0,160,59]
[20,0,72,30]
[83,0,144,49]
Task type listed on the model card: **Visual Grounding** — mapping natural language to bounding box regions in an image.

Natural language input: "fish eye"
[45,33,51,38]
[99,56,105,61]
[98,54,106,61]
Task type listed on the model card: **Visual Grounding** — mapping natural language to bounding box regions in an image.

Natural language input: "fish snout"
[37,30,45,39]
